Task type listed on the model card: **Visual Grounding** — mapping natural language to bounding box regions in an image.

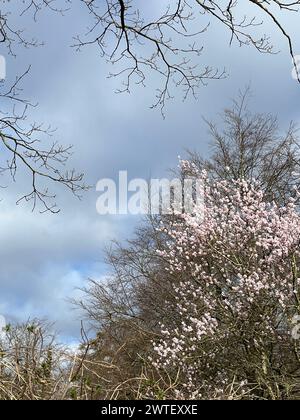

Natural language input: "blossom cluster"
[152,164,300,397]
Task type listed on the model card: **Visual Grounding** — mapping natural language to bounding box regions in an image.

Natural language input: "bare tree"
[75,0,300,113]
[0,320,69,400]
[2,1,300,115]
[186,88,300,205]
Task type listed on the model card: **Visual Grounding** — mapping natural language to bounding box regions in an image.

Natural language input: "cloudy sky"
[0,1,300,343]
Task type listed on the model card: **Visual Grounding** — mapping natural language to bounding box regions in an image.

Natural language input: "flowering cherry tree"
[152,161,300,399]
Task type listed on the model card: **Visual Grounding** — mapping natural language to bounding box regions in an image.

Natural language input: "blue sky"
[1,1,300,343]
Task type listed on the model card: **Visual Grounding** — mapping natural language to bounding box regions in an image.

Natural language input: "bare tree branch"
[0,0,71,55]
[75,0,300,113]
[0,69,88,213]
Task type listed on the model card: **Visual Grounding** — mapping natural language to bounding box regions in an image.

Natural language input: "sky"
[0,1,300,343]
